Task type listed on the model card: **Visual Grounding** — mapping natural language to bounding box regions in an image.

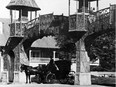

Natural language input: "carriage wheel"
[67,76,74,85]
[46,73,56,83]
[67,71,75,85]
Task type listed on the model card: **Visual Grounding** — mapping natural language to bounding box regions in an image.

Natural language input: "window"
[0,22,3,34]
[30,49,52,59]
[31,50,41,58]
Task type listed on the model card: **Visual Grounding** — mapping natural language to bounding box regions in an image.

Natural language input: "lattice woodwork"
[88,6,115,35]
[69,14,88,32]
[10,22,25,37]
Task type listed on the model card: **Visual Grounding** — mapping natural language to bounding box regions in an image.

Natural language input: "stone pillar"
[75,38,91,85]
[8,52,14,83]
[14,45,26,83]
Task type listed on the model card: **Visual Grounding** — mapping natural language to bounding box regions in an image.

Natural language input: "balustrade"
[30,57,59,63]
[88,5,115,34]
[10,21,26,37]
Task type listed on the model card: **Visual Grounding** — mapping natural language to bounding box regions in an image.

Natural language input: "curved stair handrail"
[88,5,115,34]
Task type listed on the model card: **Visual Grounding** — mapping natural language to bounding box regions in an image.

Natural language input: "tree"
[88,31,115,71]
[54,18,76,60]
[55,30,76,60]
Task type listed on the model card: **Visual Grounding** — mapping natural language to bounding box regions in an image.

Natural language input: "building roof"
[88,0,100,1]
[6,0,41,11]
[76,0,100,1]
[0,18,10,46]
[31,36,59,49]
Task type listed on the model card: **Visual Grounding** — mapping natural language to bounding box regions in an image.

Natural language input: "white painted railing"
[91,72,116,77]
[30,57,59,63]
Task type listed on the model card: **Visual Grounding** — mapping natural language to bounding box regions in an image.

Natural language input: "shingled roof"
[6,0,41,11]
[76,0,100,2]
[31,36,59,49]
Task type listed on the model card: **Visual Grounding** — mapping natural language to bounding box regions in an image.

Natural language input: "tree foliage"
[54,20,76,60]
[54,16,115,71]
[55,21,115,71]
[88,31,115,71]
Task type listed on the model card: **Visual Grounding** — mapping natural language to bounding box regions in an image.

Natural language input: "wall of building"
[0,18,10,46]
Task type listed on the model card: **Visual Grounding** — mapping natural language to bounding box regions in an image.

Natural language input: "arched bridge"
[23,5,115,51]
[22,14,68,50]
[5,5,115,55]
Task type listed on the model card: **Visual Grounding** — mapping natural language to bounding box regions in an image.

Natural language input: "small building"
[29,36,60,66]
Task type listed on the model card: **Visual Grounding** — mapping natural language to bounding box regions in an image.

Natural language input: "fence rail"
[91,72,116,77]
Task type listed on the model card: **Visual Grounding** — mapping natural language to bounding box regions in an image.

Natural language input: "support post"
[30,12,32,21]
[88,1,91,11]
[75,39,91,85]
[53,51,56,61]
[96,0,99,11]
[10,10,13,24]
[35,11,37,18]
[68,0,70,17]
[0,52,3,79]
[29,50,31,64]
[74,0,91,85]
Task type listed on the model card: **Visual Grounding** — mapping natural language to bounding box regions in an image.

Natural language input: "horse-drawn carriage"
[46,60,75,84]
[20,59,75,84]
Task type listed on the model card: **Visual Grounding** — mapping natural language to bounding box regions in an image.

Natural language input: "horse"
[20,64,41,83]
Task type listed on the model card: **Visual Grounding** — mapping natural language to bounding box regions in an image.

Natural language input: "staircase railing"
[95,7,110,20]
[25,17,40,29]
[88,6,112,34]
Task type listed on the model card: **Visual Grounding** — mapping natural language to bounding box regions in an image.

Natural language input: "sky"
[0,0,115,18]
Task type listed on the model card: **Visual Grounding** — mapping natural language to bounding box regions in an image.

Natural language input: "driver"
[47,57,59,73]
